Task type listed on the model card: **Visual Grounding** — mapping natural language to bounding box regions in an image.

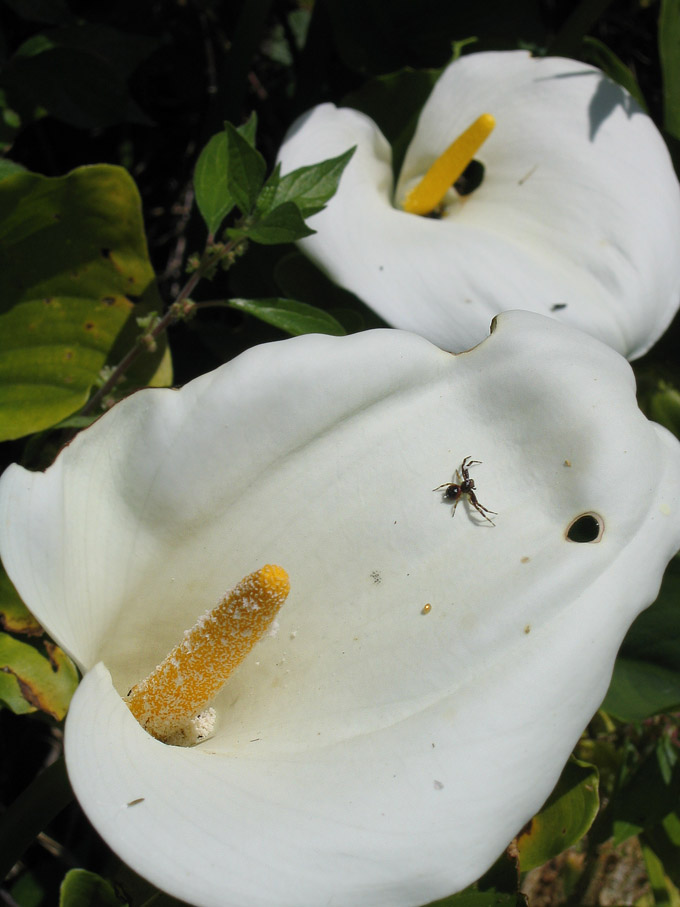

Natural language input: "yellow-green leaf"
[0,632,78,719]
[59,868,128,907]
[0,164,162,440]
[0,560,42,635]
[516,758,600,872]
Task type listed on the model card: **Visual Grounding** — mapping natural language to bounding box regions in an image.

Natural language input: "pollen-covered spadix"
[126,565,289,745]
[277,51,680,360]
[1,311,680,907]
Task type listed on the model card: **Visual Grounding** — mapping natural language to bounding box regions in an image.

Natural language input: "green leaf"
[546,0,618,57]
[644,812,680,889]
[194,131,236,236]
[0,632,78,719]
[516,758,599,871]
[638,376,680,440]
[9,868,46,906]
[604,659,680,722]
[255,162,282,216]
[0,561,42,635]
[660,0,680,140]
[0,757,73,883]
[603,556,680,721]
[236,201,315,245]
[271,146,356,218]
[607,741,680,846]
[274,249,387,331]
[0,164,161,441]
[0,158,25,181]
[237,110,258,147]
[16,34,58,57]
[194,120,267,232]
[60,869,127,907]
[451,37,478,61]
[640,841,680,907]
[0,89,22,154]
[0,668,35,714]
[227,297,346,336]
[581,36,648,111]
[223,121,266,214]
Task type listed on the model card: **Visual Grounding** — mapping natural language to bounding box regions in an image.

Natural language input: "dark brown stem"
[80,237,242,416]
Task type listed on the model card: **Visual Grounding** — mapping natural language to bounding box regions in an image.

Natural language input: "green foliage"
[639,376,680,439]
[0,632,78,719]
[0,156,24,179]
[221,120,267,214]
[195,124,354,246]
[641,841,680,906]
[546,0,618,56]
[59,869,127,907]
[194,132,237,236]
[644,812,680,891]
[1,560,78,720]
[660,0,680,141]
[1,561,42,635]
[602,738,680,847]
[603,556,680,721]
[230,201,314,244]
[516,758,600,871]
[581,36,648,110]
[193,115,265,234]
[258,147,356,218]
[0,758,74,887]
[0,164,163,441]
[422,850,526,905]
[274,250,386,332]
[227,297,346,336]
[0,87,21,154]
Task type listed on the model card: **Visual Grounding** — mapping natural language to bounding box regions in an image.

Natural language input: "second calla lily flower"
[277,51,680,360]
[1,312,680,906]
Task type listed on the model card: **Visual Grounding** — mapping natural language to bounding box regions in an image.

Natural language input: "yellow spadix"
[403,113,495,216]
[126,564,290,744]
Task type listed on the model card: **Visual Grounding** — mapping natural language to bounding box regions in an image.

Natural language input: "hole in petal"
[566,513,604,543]
[454,159,485,196]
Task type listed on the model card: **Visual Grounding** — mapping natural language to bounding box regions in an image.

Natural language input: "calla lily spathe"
[277,51,680,360]
[2,312,680,907]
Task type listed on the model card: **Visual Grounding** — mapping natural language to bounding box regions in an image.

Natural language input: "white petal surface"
[277,52,680,359]
[2,313,680,906]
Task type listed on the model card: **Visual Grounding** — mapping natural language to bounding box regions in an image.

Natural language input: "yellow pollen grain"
[403,113,495,216]
[126,565,290,742]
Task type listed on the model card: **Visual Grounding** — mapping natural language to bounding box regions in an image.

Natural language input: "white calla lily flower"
[2,311,680,907]
[277,51,680,360]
